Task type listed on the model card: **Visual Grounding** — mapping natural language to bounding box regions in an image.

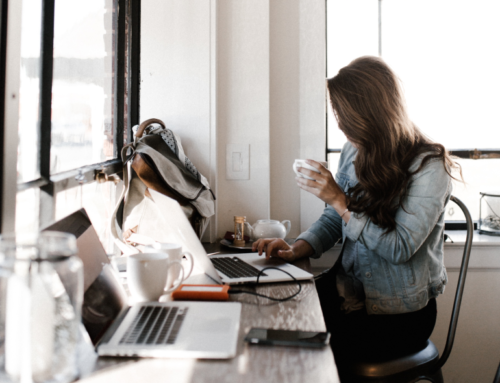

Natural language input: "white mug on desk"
[127,252,184,302]
[151,243,194,290]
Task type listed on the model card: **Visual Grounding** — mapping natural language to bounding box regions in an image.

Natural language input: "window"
[50,0,116,174]
[326,0,500,222]
[1,0,141,252]
[18,0,42,184]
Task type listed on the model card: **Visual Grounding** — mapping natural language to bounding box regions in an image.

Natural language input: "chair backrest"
[493,361,500,383]
[433,195,473,371]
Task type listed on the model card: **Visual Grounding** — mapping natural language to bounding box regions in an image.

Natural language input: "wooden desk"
[81,242,339,383]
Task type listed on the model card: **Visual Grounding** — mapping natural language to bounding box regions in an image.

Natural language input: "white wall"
[269,0,301,237]
[141,1,212,178]
[141,0,215,239]
[216,0,271,237]
[141,0,326,240]
[268,0,327,237]
[298,0,327,233]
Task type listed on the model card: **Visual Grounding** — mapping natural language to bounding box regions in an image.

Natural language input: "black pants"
[315,265,437,373]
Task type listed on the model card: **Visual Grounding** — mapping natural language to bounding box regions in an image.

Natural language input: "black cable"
[228,267,302,302]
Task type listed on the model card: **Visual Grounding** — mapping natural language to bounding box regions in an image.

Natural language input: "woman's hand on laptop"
[252,239,314,262]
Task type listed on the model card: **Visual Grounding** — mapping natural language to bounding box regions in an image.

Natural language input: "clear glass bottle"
[479,191,500,236]
[0,232,83,383]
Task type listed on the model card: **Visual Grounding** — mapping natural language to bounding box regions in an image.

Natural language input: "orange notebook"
[172,284,230,301]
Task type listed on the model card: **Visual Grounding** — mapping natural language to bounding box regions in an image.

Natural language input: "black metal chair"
[343,196,473,383]
[494,361,500,383]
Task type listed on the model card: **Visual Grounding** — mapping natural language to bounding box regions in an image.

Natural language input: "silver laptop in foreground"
[46,209,241,359]
[97,300,241,358]
[128,190,313,286]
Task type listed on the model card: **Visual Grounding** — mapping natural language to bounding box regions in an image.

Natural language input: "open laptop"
[127,189,313,285]
[44,209,241,359]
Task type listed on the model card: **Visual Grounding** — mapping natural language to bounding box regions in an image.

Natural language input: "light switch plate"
[226,144,250,180]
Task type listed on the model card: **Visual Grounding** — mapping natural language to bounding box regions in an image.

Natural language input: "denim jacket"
[297,142,451,315]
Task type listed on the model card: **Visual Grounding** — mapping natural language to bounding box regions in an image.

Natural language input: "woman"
[252,56,460,370]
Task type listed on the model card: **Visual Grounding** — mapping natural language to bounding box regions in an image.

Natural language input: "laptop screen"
[44,209,128,344]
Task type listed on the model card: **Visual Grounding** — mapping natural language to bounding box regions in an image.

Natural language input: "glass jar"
[479,191,500,236]
[233,216,246,246]
[0,232,83,383]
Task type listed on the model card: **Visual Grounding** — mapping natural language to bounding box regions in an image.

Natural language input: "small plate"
[220,239,255,251]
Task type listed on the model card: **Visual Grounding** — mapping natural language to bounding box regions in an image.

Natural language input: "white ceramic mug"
[293,159,328,180]
[151,243,194,290]
[127,252,184,302]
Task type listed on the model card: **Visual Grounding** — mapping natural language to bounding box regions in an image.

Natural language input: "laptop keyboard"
[119,306,188,345]
[211,257,267,279]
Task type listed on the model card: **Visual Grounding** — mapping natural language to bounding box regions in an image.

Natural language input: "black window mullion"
[17,158,122,194]
[326,148,342,154]
[449,149,500,160]
[114,0,127,157]
[378,0,382,57]
[38,0,56,228]
[14,0,131,230]
[325,0,328,162]
[38,0,55,180]
[128,0,141,139]
[0,0,9,233]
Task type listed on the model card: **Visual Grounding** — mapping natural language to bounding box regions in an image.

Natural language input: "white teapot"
[244,219,291,240]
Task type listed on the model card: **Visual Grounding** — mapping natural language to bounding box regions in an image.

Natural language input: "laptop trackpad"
[250,257,285,267]
[190,318,232,333]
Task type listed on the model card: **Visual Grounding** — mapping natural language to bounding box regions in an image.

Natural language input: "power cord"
[228,267,302,302]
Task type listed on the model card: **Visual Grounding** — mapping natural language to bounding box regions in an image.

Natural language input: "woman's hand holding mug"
[294,159,350,222]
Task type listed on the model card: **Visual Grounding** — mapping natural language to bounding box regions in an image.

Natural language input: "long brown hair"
[327,56,460,232]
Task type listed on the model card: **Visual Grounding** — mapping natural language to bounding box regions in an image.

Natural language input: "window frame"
[0,0,141,232]
[0,0,9,233]
[324,0,500,230]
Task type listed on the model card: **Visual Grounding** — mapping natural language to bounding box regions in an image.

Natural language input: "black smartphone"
[244,328,330,348]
